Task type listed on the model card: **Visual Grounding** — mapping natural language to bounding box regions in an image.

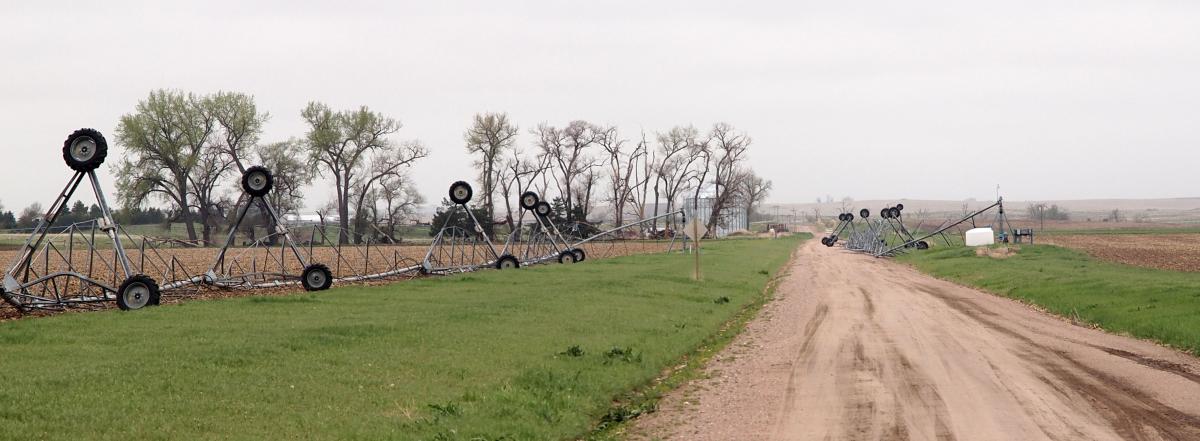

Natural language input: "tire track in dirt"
[629,236,1200,440]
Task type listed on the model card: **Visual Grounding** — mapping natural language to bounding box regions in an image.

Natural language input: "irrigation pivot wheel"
[860,209,870,219]
[896,203,905,211]
[889,207,901,218]
[571,248,586,262]
[916,240,930,250]
[534,201,552,217]
[449,181,473,205]
[301,264,333,291]
[558,250,576,264]
[116,275,160,311]
[241,166,275,197]
[62,128,109,172]
[495,255,520,270]
[520,191,540,211]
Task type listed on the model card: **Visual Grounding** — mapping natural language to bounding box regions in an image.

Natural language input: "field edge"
[586,233,810,440]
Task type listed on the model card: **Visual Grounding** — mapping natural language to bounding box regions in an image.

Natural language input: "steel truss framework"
[821,198,1011,257]
[1,130,689,314]
[1,129,157,311]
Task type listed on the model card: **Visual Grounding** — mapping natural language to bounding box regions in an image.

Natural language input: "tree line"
[463,114,773,237]
[0,200,171,231]
[110,90,427,245]
[2,90,774,242]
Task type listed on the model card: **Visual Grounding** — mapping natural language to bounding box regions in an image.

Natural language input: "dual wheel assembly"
[520,191,585,265]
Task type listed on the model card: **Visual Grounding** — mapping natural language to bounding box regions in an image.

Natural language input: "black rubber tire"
[116,274,160,311]
[571,248,586,262]
[860,209,870,219]
[241,166,274,197]
[889,207,901,218]
[821,237,831,246]
[558,251,576,264]
[495,255,520,270]
[534,201,552,217]
[62,128,108,172]
[916,241,929,250]
[882,208,893,219]
[520,191,540,211]
[449,181,473,205]
[896,203,905,211]
[301,264,333,291]
[847,213,855,221]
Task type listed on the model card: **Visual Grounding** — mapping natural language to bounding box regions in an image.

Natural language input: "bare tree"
[302,102,427,244]
[653,125,705,231]
[348,141,429,243]
[703,123,752,234]
[534,120,600,221]
[497,149,551,228]
[597,125,649,226]
[114,90,215,243]
[630,131,655,226]
[741,171,772,222]
[573,167,600,221]
[839,196,854,214]
[375,172,424,241]
[464,112,519,228]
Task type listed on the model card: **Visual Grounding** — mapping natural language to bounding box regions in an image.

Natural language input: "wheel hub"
[124,283,149,308]
[307,271,326,287]
[70,137,96,162]
[249,174,267,191]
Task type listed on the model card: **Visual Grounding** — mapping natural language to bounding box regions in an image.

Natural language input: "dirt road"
[630,238,1200,440]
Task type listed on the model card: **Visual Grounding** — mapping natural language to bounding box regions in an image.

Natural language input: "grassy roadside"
[0,236,801,440]
[589,233,809,440]
[898,244,1200,355]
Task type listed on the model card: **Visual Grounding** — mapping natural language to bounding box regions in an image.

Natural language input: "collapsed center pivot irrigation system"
[1,129,687,314]
[819,199,1012,257]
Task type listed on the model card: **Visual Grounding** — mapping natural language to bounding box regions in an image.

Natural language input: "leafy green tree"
[464,112,518,234]
[209,91,269,171]
[114,89,215,243]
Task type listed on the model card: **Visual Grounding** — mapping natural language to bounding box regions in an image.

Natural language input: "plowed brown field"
[1041,234,1200,272]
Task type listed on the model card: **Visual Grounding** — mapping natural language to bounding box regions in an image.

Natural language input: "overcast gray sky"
[2,0,1198,213]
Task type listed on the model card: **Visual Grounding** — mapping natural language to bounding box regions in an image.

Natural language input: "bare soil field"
[630,236,1200,440]
[1041,234,1200,272]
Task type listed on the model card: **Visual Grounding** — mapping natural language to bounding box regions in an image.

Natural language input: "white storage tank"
[965,228,995,246]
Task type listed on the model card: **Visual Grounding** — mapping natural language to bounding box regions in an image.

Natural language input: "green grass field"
[0,235,803,440]
[898,244,1200,355]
